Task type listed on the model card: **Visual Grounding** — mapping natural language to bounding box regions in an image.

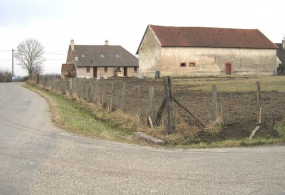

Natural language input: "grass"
[171,75,285,92]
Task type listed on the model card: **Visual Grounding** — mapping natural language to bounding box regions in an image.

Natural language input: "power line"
[45,53,66,55]
[46,59,66,61]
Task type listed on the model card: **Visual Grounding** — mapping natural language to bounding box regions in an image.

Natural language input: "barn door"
[225,63,232,75]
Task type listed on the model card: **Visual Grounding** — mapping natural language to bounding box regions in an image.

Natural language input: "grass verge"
[23,83,143,144]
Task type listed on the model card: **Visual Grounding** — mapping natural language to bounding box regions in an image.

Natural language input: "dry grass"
[172,76,285,92]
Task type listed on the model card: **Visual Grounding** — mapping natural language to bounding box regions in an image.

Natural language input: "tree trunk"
[28,71,33,83]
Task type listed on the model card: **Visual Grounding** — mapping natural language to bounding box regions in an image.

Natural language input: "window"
[104,67,108,73]
[180,62,186,67]
[116,54,120,58]
[86,67,90,73]
[100,54,104,58]
[189,62,196,67]
[134,67,138,72]
[82,54,85,58]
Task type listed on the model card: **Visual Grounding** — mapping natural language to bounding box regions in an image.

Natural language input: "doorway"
[93,67,97,78]
[225,63,232,75]
[124,67,128,77]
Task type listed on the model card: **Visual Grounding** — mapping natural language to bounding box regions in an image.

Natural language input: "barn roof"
[137,25,277,54]
[71,45,138,67]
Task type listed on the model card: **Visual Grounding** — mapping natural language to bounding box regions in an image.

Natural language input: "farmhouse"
[63,40,139,78]
[136,25,278,77]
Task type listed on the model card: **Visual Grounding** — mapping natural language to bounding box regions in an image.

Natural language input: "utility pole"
[12,49,14,81]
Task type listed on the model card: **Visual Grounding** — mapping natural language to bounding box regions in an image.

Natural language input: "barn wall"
[155,47,277,77]
[138,27,161,78]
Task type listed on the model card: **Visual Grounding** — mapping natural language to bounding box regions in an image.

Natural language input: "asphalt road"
[0,82,285,195]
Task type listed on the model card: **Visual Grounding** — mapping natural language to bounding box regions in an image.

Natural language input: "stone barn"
[136,25,278,77]
[64,40,139,78]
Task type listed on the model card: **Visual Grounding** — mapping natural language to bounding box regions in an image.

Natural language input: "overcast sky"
[0,0,284,76]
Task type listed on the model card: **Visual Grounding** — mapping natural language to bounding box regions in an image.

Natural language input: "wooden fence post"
[93,80,98,103]
[110,81,115,110]
[67,79,71,94]
[256,81,262,123]
[77,78,80,98]
[122,82,126,111]
[164,76,174,134]
[83,79,87,100]
[149,87,155,121]
[62,78,66,95]
[52,77,55,91]
[70,78,74,96]
[102,79,106,105]
[88,79,92,102]
[97,81,101,104]
[212,85,217,121]
[135,86,141,116]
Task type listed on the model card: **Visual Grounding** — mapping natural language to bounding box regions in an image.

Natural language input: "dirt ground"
[82,77,285,141]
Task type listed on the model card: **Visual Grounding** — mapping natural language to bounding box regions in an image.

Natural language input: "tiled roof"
[61,64,75,72]
[275,43,285,64]
[148,25,277,49]
[71,45,138,67]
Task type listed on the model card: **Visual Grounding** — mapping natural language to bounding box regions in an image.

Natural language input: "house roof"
[70,45,138,67]
[275,43,285,64]
[137,25,277,54]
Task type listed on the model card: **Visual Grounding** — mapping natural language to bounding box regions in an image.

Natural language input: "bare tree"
[0,69,12,82]
[15,38,46,81]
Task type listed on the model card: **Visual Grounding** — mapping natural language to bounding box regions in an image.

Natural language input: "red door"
[226,64,232,75]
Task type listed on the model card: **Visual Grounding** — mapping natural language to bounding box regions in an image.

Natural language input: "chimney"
[70,39,75,51]
[105,40,109,45]
[282,39,285,50]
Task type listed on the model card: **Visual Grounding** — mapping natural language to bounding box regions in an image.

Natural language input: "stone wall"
[77,66,139,78]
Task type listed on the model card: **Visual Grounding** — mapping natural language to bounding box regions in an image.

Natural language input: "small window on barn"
[116,54,120,58]
[180,62,186,67]
[100,54,104,58]
[104,67,108,73]
[86,67,90,73]
[134,67,138,72]
[189,62,196,67]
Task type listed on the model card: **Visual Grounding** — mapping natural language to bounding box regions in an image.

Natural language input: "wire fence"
[37,75,285,138]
